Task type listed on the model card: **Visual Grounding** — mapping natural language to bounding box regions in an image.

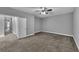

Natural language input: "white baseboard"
[0,35,5,37]
[73,35,79,50]
[26,33,34,37]
[12,31,17,35]
[42,31,73,37]
[26,31,41,37]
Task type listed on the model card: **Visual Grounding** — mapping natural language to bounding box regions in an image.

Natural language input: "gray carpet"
[0,32,78,52]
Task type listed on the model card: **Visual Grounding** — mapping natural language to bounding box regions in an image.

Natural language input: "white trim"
[0,35,5,37]
[42,31,73,37]
[12,31,16,35]
[73,35,79,50]
[26,33,34,37]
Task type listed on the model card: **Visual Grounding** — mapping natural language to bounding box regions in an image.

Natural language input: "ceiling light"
[34,7,54,15]
[40,11,47,15]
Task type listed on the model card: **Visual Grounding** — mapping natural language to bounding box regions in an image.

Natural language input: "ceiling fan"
[34,7,54,15]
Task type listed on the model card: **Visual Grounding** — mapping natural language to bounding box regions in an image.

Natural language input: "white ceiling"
[11,7,74,18]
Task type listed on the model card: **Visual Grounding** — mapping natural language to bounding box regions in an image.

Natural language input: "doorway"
[4,17,12,35]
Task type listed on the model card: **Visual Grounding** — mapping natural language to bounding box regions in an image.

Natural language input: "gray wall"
[0,15,4,36]
[27,15,35,35]
[41,13,73,36]
[34,17,41,33]
[73,8,79,49]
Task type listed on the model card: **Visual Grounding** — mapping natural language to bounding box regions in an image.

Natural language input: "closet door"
[18,17,27,38]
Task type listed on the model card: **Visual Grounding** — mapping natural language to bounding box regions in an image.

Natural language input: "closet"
[12,16,35,39]
[12,17,27,38]
[0,14,35,39]
[16,17,27,38]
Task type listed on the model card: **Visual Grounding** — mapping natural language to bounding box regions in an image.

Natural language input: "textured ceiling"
[11,7,74,18]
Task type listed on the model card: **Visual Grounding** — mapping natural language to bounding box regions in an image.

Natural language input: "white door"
[18,17,27,38]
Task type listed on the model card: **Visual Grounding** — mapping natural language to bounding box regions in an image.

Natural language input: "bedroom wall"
[73,7,79,49]
[27,15,35,35]
[34,17,41,33]
[41,13,73,36]
[0,15,4,37]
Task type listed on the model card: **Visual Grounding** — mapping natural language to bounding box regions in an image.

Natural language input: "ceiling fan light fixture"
[40,11,48,15]
[34,7,54,15]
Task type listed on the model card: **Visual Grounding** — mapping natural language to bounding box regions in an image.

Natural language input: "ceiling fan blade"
[47,9,52,11]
